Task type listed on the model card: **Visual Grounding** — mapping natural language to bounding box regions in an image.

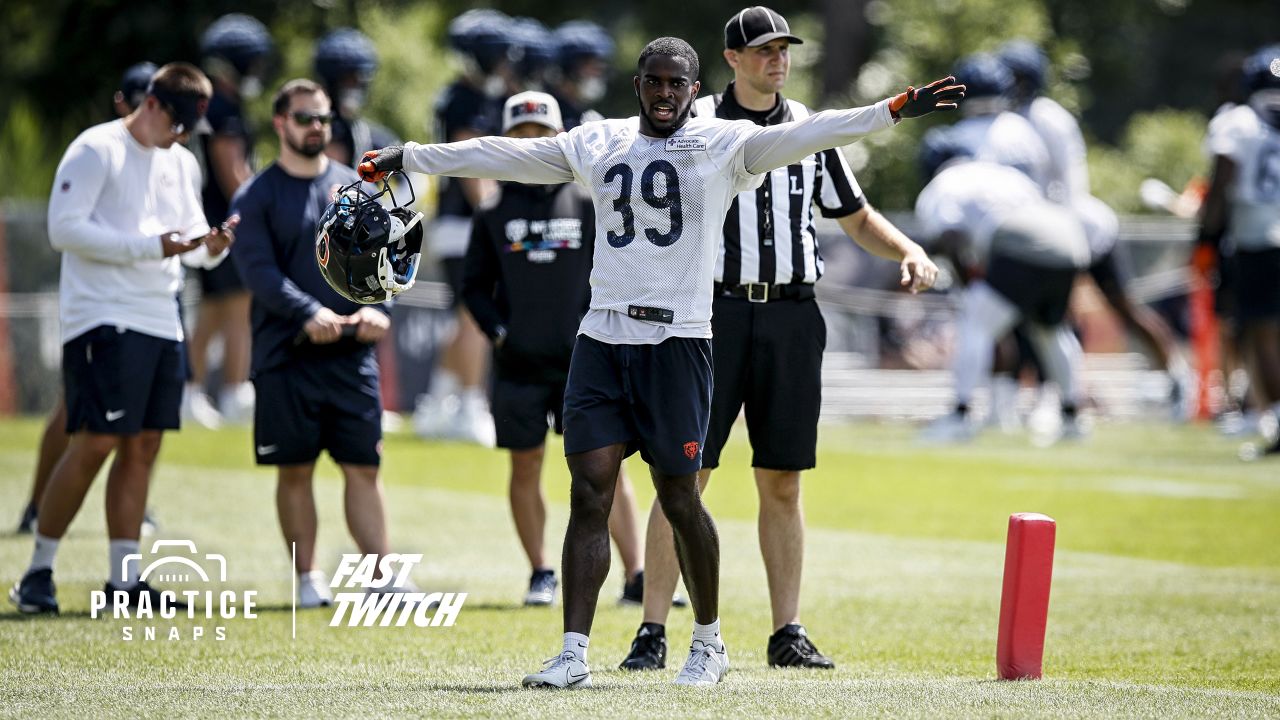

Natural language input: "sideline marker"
[996,512,1056,680]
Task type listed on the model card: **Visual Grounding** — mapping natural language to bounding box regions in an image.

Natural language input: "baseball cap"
[502,91,563,134]
[724,6,804,49]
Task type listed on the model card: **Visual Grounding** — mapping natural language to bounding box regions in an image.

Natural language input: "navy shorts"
[562,335,712,476]
[1235,247,1280,321]
[987,252,1078,326]
[703,296,825,471]
[63,326,183,435]
[197,261,245,298]
[1087,243,1136,302]
[252,356,382,466]
[492,377,564,450]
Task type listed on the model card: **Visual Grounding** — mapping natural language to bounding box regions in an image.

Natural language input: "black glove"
[889,76,966,119]
[359,145,404,182]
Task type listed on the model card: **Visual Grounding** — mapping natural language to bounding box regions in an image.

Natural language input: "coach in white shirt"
[9,63,236,616]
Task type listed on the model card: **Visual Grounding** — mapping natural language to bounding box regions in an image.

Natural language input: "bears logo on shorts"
[683,441,699,460]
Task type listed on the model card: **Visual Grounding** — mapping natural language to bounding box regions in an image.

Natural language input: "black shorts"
[493,376,564,450]
[562,335,712,476]
[442,257,466,310]
[987,253,1078,326]
[252,356,382,466]
[1215,250,1238,320]
[1235,247,1280,321]
[1086,244,1135,302]
[703,296,825,471]
[197,261,245,298]
[63,326,183,435]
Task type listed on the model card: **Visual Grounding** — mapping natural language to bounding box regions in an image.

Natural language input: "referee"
[619,6,938,670]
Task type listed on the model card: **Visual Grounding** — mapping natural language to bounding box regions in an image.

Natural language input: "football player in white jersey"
[1200,44,1280,458]
[360,36,963,688]
[998,40,1190,417]
[915,129,1090,444]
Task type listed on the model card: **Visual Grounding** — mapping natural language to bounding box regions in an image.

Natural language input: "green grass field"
[1,417,1278,718]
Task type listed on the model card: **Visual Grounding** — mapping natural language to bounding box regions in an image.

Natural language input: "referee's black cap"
[724,6,804,50]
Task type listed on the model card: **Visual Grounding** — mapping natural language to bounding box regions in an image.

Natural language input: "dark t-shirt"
[433,81,501,219]
[200,92,253,226]
[329,116,402,168]
[462,182,595,384]
[230,161,387,375]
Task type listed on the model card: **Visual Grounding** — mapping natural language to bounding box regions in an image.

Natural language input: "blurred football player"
[187,13,274,428]
[550,21,615,130]
[1199,44,1280,458]
[314,28,402,168]
[411,10,516,446]
[999,40,1190,418]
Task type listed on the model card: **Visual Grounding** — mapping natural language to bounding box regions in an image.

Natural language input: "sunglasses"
[290,111,333,126]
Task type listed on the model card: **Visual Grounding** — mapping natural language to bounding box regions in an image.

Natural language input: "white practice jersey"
[1205,104,1280,250]
[47,119,222,343]
[402,99,896,343]
[915,160,1044,265]
[1018,96,1090,204]
[951,112,1052,192]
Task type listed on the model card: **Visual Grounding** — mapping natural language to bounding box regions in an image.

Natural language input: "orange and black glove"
[358,145,404,183]
[889,76,966,120]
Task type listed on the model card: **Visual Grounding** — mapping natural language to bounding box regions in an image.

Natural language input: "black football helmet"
[316,172,424,304]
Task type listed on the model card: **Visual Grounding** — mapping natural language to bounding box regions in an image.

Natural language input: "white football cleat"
[522,652,592,689]
[673,639,729,687]
[918,411,976,444]
[181,387,223,430]
[297,570,333,609]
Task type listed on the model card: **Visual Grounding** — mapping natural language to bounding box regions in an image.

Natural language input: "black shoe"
[16,502,36,535]
[9,568,58,614]
[619,622,667,670]
[768,624,835,669]
[523,569,557,607]
[103,580,188,610]
[619,571,690,608]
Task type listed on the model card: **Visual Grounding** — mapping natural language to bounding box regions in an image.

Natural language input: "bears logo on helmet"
[315,172,424,304]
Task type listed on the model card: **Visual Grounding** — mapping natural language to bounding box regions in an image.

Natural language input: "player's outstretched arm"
[359,135,575,185]
[743,77,965,175]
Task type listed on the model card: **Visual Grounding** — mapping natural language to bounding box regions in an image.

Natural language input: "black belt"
[714,282,815,303]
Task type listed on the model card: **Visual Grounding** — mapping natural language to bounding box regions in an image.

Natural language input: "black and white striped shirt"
[694,84,866,285]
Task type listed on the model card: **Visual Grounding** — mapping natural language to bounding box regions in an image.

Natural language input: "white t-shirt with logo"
[1205,104,1280,250]
[402,99,896,343]
[48,119,224,343]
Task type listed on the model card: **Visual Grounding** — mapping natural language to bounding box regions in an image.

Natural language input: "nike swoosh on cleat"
[566,670,590,683]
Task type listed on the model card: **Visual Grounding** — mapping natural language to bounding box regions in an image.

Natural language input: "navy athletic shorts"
[252,356,382,466]
[702,295,825,471]
[562,335,712,476]
[1235,247,1280,321]
[63,325,183,435]
[987,252,1078,326]
[492,377,565,450]
[197,260,245,298]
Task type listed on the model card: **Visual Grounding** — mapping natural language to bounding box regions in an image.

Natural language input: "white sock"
[563,632,589,662]
[28,533,60,573]
[109,539,140,588]
[692,618,723,648]
[432,371,460,399]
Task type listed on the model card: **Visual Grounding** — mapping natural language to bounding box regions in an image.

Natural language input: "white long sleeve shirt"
[403,100,895,343]
[48,119,225,343]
